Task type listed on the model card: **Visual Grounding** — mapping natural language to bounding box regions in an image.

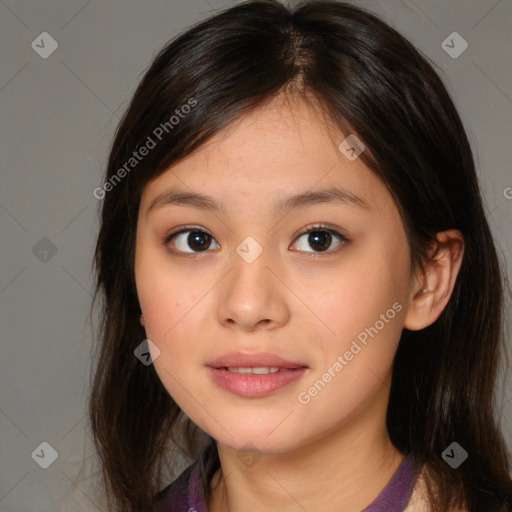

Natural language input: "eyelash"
[162,223,351,258]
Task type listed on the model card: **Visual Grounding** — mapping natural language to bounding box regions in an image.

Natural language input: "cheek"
[143,276,203,344]
[135,243,208,343]
[295,275,404,424]
[141,272,208,403]
[305,257,404,335]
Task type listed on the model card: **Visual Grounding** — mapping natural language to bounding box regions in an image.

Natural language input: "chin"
[212,427,302,455]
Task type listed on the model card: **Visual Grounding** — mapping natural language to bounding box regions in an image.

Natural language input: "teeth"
[226,366,282,374]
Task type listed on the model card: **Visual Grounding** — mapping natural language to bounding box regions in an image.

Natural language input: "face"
[134,93,413,453]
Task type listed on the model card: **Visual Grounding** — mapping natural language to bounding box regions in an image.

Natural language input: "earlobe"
[140,313,145,327]
[403,229,464,331]
[403,285,436,331]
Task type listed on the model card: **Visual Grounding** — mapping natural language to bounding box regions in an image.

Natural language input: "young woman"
[89,1,512,511]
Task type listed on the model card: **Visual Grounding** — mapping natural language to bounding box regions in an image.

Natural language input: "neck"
[208,382,404,512]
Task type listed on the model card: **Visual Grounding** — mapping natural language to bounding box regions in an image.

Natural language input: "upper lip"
[207,352,308,369]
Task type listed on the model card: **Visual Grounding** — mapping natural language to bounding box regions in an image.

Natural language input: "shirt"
[155,447,421,512]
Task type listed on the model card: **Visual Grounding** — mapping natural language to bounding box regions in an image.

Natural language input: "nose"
[217,250,290,332]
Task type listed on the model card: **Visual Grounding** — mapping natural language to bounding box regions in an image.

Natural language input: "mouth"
[206,351,308,371]
[207,364,308,398]
[206,352,309,398]
[214,366,305,374]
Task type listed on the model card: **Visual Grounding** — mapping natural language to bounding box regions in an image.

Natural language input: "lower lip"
[207,367,307,398]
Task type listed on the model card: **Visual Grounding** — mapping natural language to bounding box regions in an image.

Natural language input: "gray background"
[1,0,511,510]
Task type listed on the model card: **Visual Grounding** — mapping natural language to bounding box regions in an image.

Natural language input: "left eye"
[164,225,348,255]
[291,227,347,253]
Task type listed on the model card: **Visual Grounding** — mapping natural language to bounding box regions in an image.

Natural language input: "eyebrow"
[146,186,372,217]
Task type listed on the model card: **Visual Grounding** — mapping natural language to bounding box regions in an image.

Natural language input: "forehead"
[140,94,393,217]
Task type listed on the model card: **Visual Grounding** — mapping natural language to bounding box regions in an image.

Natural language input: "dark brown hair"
[89,1,512,510]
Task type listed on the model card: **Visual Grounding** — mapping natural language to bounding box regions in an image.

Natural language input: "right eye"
[164,227,220,254]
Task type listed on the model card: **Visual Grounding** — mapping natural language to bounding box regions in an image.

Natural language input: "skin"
[134,92,464,512]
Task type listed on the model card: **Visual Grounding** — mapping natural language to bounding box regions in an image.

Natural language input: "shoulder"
[404,464,469,512]
[403,465,433,512]
[154,461,197,512]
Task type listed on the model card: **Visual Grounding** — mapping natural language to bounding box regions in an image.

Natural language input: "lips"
[206,351,308,370]
[206,352,309,398]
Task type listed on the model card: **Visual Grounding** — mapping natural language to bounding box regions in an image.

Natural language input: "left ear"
[403,229,465,331]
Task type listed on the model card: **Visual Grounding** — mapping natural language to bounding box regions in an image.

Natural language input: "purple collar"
[158,449,420,512]
[361,455,420,511]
